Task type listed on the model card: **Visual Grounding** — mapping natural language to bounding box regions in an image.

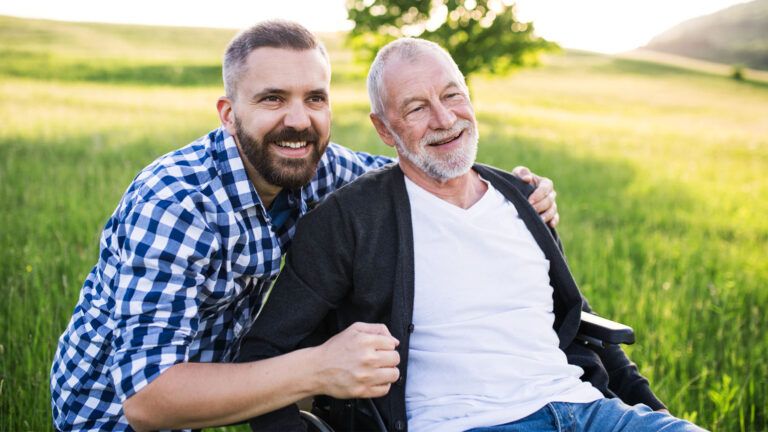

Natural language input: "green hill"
[645,0,768,70]
[0,15,360,86]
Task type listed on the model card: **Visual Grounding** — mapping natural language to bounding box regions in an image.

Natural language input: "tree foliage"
[346,0,559,84]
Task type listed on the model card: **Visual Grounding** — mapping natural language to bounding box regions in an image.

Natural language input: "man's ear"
[217,97,237,136]
[369,113,396,148]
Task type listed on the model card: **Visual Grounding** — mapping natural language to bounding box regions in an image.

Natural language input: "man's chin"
[271,175,315,190]
[246,139,328,190]
[265,160,318,190]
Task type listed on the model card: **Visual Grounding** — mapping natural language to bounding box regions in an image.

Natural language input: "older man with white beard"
[238,38,705,431]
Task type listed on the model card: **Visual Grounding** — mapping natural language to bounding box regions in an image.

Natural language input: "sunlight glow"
[0,0,753,53]
[513,0,753,53]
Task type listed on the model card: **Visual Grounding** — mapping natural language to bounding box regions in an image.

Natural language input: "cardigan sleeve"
[238,195,354,360]
[237,195,356,430]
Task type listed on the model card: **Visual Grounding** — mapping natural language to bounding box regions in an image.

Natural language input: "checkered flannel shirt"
[50,127,392,431]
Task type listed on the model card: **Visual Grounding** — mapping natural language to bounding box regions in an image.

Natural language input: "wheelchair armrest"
[577,311,635,348]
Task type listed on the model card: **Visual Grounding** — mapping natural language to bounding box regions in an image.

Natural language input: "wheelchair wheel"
[300,410,335,432]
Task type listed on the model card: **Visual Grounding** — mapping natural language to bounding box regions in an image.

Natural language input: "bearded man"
[49,21,559,432]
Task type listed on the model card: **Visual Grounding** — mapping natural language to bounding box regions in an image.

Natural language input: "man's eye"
[308,95,327,103]
[261,96,281,103]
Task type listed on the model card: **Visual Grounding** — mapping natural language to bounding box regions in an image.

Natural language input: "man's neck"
[400,163,487,209]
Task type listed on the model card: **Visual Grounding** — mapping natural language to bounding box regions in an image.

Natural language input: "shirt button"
[407,323,415,333]
[394,420,405,430]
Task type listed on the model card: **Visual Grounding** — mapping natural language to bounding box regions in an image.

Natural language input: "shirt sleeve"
[309,143,394,201]
[107,198,218,402]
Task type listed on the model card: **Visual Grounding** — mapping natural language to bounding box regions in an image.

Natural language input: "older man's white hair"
[366,38,469,118]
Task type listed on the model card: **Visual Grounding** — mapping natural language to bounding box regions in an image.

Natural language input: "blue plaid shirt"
[50,127,392,431]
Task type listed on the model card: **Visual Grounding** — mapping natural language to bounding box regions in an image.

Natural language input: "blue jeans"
[465,399,706,432]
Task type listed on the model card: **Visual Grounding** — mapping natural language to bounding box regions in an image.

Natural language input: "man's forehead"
[245,46,330,70]
[239,46,331,92]
[382,52,462,100]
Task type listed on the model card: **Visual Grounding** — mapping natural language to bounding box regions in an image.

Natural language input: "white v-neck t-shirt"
[403,175,602,432]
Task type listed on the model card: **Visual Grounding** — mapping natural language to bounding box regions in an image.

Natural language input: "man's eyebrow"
[443,81,462,93]
[400,95,426,109]
[249,88,329,102]
[399,81,462,109]
[250,88,287,102]
[307,88,329,98]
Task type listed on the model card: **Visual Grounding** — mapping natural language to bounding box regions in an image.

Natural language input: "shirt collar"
[210,127,265,212]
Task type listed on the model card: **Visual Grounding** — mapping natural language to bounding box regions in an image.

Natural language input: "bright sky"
[0,0,752,53]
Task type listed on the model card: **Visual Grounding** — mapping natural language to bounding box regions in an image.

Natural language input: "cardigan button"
[394,420,405,430]
[407,323,415,333]
[396,375,405,386]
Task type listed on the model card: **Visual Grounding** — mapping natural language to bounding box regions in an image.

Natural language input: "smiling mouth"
[428,130,463,147]
[273,141,310,149]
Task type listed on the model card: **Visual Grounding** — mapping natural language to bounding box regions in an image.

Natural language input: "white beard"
[390,119,479,182]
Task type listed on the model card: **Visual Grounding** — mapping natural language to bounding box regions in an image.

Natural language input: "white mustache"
[421,119,473,146]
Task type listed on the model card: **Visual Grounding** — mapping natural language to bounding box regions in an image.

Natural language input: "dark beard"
[234,117,326,190]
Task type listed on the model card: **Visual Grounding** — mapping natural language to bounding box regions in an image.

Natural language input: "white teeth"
[276,141,307,149]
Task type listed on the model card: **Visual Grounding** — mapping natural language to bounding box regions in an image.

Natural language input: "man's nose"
[430,102,457,130]
[283,101,312,131]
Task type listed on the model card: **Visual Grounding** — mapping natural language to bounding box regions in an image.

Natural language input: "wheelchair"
[296,311,635,432]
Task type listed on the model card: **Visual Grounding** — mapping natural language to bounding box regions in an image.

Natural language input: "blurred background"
[1,1,766,430]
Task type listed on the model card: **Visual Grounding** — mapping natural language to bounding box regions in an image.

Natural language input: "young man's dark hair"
[223,20,329,99]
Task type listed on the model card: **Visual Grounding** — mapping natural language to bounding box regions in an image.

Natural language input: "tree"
[346,0,559,86]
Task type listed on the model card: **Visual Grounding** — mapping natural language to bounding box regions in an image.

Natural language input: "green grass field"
[1,15,766,431]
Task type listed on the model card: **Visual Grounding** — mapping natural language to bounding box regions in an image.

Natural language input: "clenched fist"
[311,322,401,399]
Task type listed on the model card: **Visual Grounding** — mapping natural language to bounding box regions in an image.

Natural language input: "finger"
[354,331,399,350]
[352,322,392,337]
[365,333,400,350]
[539,203,557,224]
[372,350,401,368]
[364,383,393,399]
[533,191,557,214]
[372,367,400,385]
[511,165,532,182]
[548,212,560,228]
[531,194,550,213]
[528,178,554,204]
[353,368,398,398]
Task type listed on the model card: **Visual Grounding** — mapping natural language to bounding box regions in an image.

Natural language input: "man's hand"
[512,166,559,228]
[312,322,401,399]
[123,322,400,431]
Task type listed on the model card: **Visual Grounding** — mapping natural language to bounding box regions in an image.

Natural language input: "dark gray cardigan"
[239,163,664,431]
